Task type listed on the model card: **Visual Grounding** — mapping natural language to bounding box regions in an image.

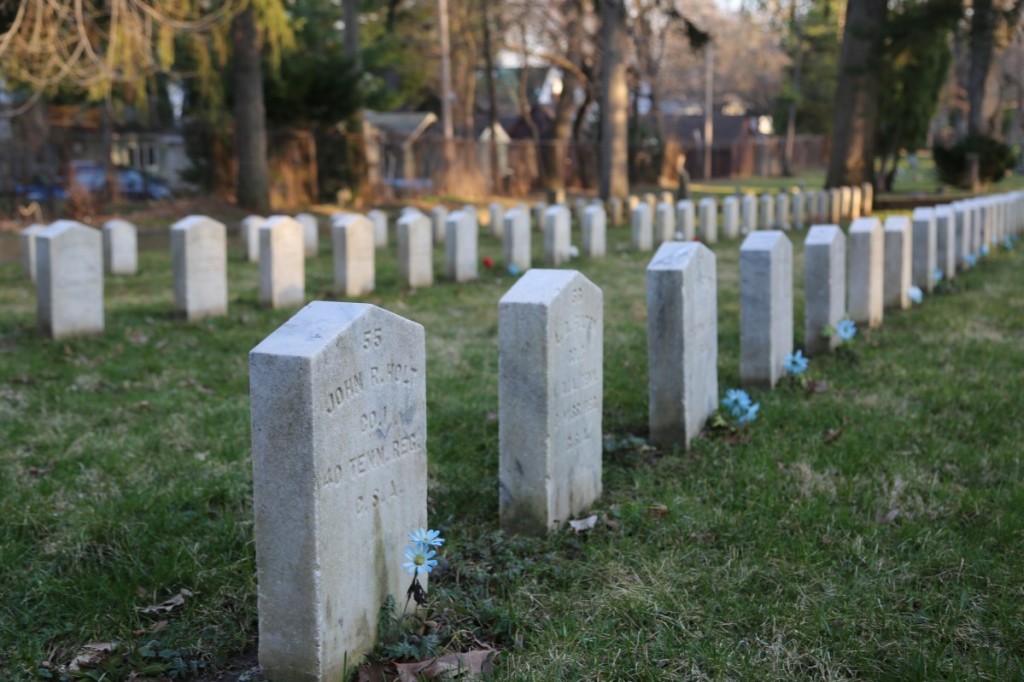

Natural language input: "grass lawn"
[2,197,1024,680]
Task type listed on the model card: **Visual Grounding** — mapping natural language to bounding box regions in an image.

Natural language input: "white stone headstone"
[792,190,806,229]
[445,211,479,282]
[646,242,718,448]
[839,186,852,219]
[532,202,548,233]
[643,192,658,216]
[804,225,845,355]
[430,206,448,245]
[101,219,138,275]
[912,207,937,293]
[332,214,375,297]
[883,216,912,309]
[655,201,675,244]
[847,217,884,329]
[260,216,306,310]
[503,208,531,272]
[250,301,427,680]
[699,197,718,244]
[241,215,264,262]
[660,191,675,206]
[573,199,588,231]
[368,210,388,249]
[296,212,319,258]
[676,200,696,241]
[499,269,603,535]
[583,204,607,258]
[817,190,830,224]
[740,231,793,388]
[828,188,842,223]
[741,194,757,234]
[934,205,956,280]
[398,212,433,288]
[776,193,791,231]
[759,194,775,230]
[544,205,572,266]
[850,185,862,220]
[722,196,740,239]
[631,203,653,252]
[861,182,874,216]
[609,197,623,225]
[489,203,504,238]
[20,223,45,282]
[172,216,228,322]
[36,221,104,339]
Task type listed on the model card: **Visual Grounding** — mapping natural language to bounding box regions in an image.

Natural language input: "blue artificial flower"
[736,402,760,425]
[784,349,809,375]
[507,263,522,276]
[722,388,752,416]
[907,286,923,304]
[569,245,580,258]
[402,543,438,576]
[933,268,944,283]
[965,253,977,267]
[408,528,445,547]
[1004,237,1013,250]
[980,244,989,257]
[836,318,857,342]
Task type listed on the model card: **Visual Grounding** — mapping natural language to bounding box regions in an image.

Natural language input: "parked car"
[13,179,68,201]
[67,161,173,200]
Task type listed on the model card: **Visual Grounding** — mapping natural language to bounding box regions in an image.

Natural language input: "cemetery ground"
[2,188,1024,680]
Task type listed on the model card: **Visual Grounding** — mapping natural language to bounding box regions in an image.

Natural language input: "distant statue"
[676,152,690,199]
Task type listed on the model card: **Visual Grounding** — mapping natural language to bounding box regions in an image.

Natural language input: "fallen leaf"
[181,378,214,394]
[648,504,669,518]
[135,400,151,410]
[485,411,497,422]
[877,508,901,524]
[27,466,50,477]
[127,329,150,345]
[356,660,391,682]
[568,514,598,533]
[66,642,117,671]
[394,649,498,681]
[602,515,620,531]
[823,427,844,445]
[138,588,194,615]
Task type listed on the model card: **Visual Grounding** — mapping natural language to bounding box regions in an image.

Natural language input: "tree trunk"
[967,0,995,137]
[344,0,368,206]
[825,0,887,188]
[782,1,801,177]
[481,0,500,193]
[548,0,583,195]
[600,0,629,200]
[232,4,270,213]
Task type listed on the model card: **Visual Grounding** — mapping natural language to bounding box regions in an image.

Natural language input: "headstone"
[489,203,504,238]
[803,226,845,355]
[660,191,675,206]
[699,197,718,244]
[242,215,264,262]
[847,217,884,329]
[172,216,228,321]
[20,223,45,282]
[296,212,319,258]
[250,302,427,680]
[816,190,830,224]
[883,216,912,309]
[646,242,718,448]
[547,188,566,204]
[911,207,937,293]
[368,210,388,249]
[544,205,572,265]
[861,182,874,216]
[573,199,588,231]
[792,191,806,229]
[776,192,791,230]
[676,200,696,241]
[655,201,675,244]
[260,216,306,310]
[631,203,653,252]
[36,221,104,339]
[850,185,862,220]
[828,188,842,223]
[759,193,775,230]
[741,194,757,234]
[462,205,479,233]
[722,196,740,239]
[445,211,479,282]
[503,208,531,272]
[499,270,603,535]
[582,204,607,258]
[533,202,548,233]
[102,219,138,275]
[934,205,956,279]
[740,231,793,388]
[839,186,852,219]
[332,214,375,297]
[430,206,448,245]
[643,192,658,216]
[398,212,433,288]
[609,197,623,225]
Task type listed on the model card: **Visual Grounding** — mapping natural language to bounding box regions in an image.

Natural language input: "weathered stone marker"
[631,203,653,251]
[741,194,757,234]
[883,216,912,309]
[912,207,937,293]
[397,212,433,288]
[676,200,696,241]
[430,206,448,245]
[655,201,675,244]
[583,204,607,257]
[792,191,806,229]
[296,213,319,258]
[102,219,138,275]
[37,221,104,339]
[847,217,883,328]
[609,197,623,225]
[242,215,264,262]
[740,231,792,387]
[368,210,388,249]
[861,181,874,216]
[499,269,603,535]
[850,185,862,220]
[545,205,572,265]
[332,214,375,297]
[804,225,845,355]
[816,190,829,223]
[646,242,718,449]
[20,223,45,282]
[828,188,842,223]
[934,205,956,279]
[250,301,427,681]
[759,193,775,230]
[445,211,479,282]
[260,217,306,309]
[721,196,739,239]
[839,186,852,219]
[172,215,228,321]
[503,208,531,272]
[776,192,791,230]
[952,202,971,268]
[489,203,504,238]
[699,197,718,244]
[532,201,547,232]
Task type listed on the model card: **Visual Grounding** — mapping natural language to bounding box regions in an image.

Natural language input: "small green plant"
[933,134,1015,188]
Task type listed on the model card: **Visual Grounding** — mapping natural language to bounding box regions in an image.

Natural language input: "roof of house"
[364,111,438,144]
